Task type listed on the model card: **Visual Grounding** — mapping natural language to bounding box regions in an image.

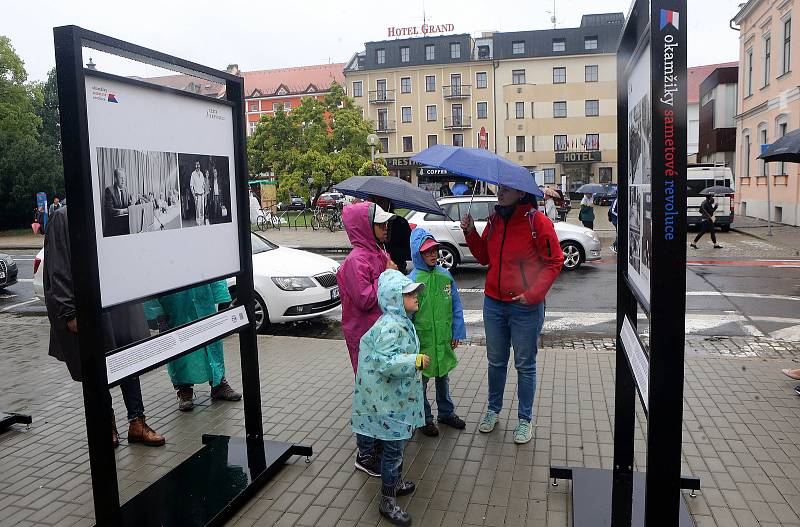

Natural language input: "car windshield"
[251,232,277,254]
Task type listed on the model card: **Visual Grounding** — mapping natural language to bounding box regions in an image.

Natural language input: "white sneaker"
[478,410,498,433]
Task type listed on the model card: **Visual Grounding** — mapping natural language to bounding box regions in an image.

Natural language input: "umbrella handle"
[466,182,477,217]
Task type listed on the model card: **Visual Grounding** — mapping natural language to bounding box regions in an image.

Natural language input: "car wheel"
[561,241,584,271]
[252,293,269,333]
[437,244,459,271]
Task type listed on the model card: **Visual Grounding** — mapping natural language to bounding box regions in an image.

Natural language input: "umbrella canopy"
[451,182,469,195]
[411,145,543,198]
[575,183,606,194]
[542,187,561,198]
[334,176,444,216]
[700,185,734,196]
[758,128,800,162]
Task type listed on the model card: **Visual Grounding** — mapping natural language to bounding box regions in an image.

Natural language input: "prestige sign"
[555,151,601,163]
[388,24,455,37]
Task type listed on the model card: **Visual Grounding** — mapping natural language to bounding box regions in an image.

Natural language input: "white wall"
[688,101,699,155]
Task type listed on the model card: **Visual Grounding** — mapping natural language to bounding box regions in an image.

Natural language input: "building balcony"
[443,85,472,99]
[376,120,397,133]
[444,116,472,130]
[369,90,396,104]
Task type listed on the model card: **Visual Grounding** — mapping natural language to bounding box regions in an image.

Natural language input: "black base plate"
[0,412,32,432]
[561,467,694,527]
[116,434,311,527]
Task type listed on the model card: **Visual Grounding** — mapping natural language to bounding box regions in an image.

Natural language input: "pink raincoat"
[337,202,390,372]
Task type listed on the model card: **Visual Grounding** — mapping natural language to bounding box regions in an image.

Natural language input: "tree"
[31,68,61,153]
[247,82,374,205]
[357,158,389,177]
[0,36,64,227]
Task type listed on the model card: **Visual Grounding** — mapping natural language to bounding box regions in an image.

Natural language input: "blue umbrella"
[451,182,469,196]
[411,145,543,198]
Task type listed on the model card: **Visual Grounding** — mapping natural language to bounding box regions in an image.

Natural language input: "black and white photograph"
[97,147,181,237]
[178,153,232,228]
[641,191,653,271]
[628,185,642,232]
[628,226,641,274]
[627,93,652,185]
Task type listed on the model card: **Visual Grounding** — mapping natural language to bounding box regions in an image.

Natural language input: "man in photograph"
[190,161,206,226]
[103,168,132,236]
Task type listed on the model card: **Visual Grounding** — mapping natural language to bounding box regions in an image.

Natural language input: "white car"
[33,233,341,333]
[406,196,601,271]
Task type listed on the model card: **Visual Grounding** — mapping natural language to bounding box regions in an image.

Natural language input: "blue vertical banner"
[36,192,48,228]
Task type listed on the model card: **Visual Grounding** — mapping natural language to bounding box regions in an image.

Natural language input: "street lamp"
[367,133,379,163]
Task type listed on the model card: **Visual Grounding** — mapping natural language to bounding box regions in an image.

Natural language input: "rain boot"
[379,491,411,527]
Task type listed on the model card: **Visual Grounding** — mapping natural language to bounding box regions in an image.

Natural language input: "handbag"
[31,222,41,234]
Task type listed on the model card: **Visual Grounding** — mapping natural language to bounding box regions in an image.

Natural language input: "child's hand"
[451,340,460,350]
[386,258,398,271]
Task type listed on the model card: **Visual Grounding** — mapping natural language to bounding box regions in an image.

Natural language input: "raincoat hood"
[343,202,381,252]
[378,269,415,319]
[410,227,437,272]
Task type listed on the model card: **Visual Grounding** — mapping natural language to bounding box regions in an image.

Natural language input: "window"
[450,42,461,59]
[425,75,436,92]
[585,36,598,50]
[248,101,258,112]
[248,121,258,135]
[515,102,525,119]
[401,106,412,123]
[599,167,612,183]
[778,120,788,174]
[426,105,437,122]
[272,102,281,112]
[759,127,768,175]
[585,100,599,117]
[553,39,566,52]
[425,45,435,61]
[512,69,526,85]
[531,102,535,117]
[543,168,555,184]
[784,19,792,74]
[476,72,487,89]
[284,102,292,111]
[376,48,386,64]
[477,101,488,119]
[516,136,526,152]
[554,135,568,151]
[401,77,411,93]
[400,46,410,63]
[530,136,536,151]
[763,36,771,87]
[478,45,491,59]
[450,74,462,96]
[553,67,566,84]
[352,81,363,97]
[453,134,464,147]
[742,132,751,178]
[512,41,525,54]
[403,136,413,152]
[553,101,567,118]
[427,134,438,148]
[746,49,753,96]
[377,109,388,130]
[379,137,389,153]
[585,65,598,82]
[586,134,599,150]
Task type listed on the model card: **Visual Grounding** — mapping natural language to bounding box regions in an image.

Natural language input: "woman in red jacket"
[460,184,563,444]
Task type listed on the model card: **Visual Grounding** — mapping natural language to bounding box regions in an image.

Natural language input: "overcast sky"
[4,0,744,82]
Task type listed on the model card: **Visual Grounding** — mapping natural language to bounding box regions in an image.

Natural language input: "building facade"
[698,65,739,170]
[344,13,624,195]
[687,62,739,163]
[734,0,800,226]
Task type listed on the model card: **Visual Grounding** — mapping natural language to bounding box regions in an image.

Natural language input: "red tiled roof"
[243,63,345,98]
[687,62,738,103]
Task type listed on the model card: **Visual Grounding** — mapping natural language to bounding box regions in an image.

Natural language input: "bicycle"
[327,206,343,232]
[256,209,280,231]
[310,207,331,231]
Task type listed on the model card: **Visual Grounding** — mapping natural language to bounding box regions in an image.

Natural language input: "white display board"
[85,76,240,307]
[626,46,652,306]
[620,316,649,411]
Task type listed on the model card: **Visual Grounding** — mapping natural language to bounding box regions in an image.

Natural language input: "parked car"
[317,192,345,209]
[279,196,306,211]
[406,196,601,271]
[227,232,340,332]
[593,184,618,206]
[0,253,19,290]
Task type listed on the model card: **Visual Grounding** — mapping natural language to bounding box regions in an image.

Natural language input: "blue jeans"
[423,375,455,422]
[380,439,405,496]
[483,296,544,421]
[118,376,145,421]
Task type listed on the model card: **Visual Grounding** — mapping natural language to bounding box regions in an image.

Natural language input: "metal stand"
[0,412,32,432]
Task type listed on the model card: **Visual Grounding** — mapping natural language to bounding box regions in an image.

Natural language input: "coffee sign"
[555,151,602,163]
[388,24,455,38]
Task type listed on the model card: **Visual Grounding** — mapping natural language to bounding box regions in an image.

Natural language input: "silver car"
[406,196,601,271]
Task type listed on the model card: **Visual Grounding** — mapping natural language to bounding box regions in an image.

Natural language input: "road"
[3,229,799,343]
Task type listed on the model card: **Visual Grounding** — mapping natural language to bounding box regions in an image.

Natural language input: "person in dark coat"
[44,207,165,448]
[370,196,412,274]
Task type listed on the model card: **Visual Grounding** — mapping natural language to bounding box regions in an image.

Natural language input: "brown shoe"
[177,386,194,412]
[210,378,242,401]
[127,417,165,447]
[112,419,120,448]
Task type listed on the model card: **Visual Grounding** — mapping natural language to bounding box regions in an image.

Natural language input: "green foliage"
[0,36,64,227]
[357,159,389,177]
[247,81,374,206]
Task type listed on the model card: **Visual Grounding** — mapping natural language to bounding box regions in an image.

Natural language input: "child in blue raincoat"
[352,270,429,527]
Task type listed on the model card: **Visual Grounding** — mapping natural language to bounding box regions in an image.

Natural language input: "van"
[687,164,734,231]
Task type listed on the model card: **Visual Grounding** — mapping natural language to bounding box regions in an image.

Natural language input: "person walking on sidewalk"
[144,281,241,412]
[44,207,165,447]
[408,228,467,437]
[460,185,563,444]
[351,270,427,527]
[338,201,397,477]
[691,195,723,249]
[579,193,595,229]
[609,197,619,253]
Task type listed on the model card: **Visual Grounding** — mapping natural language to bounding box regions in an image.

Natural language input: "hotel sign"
[555,151,602,163]
[388,24,455,38]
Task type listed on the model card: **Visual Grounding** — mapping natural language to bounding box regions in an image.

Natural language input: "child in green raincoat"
[408,228,467,437]
[351,270,429,527]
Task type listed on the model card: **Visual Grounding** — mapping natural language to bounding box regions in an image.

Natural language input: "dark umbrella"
[575,183,606,194]
[700,185,734,196]
[334,176,444,215]
[758,128,800,162]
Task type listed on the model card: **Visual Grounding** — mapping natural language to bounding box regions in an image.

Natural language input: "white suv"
[406,196,601,271]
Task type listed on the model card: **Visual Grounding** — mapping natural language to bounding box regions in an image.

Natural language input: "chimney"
[226,64,240,76]
[86,58,97,70]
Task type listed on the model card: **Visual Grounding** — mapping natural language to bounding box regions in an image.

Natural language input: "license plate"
[331,287,339,300]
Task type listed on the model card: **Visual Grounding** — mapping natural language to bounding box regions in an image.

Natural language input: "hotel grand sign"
[555,151,602,163]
